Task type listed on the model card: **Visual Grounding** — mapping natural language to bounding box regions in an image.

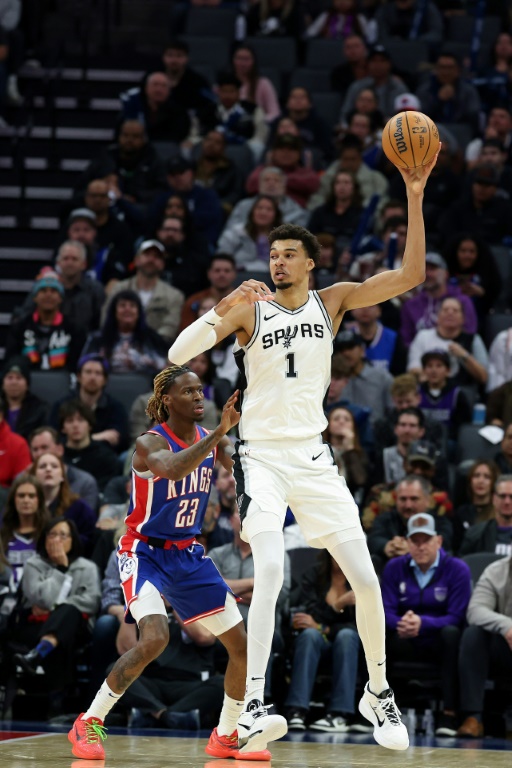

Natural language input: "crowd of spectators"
[0,0,512,742]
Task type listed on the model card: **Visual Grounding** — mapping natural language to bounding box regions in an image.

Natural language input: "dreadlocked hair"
[146,365,191,424]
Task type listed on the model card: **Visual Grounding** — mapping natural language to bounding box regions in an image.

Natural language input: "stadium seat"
[184,7,238,39]
[245,37,297,72]
[181,36,231,71]
[383,39,430,78]
[105,373,153,413]
[305,39,345,70]
[31,370,72,408]
[224,144,255,179]
[461,552,506,586]
[289,68,332,94]
[484,312,512,347]
[447,16,502,45]
[311,93,342,127]
[456,424,499,465]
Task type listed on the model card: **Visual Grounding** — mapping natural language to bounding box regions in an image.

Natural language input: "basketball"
[381,111,440,169]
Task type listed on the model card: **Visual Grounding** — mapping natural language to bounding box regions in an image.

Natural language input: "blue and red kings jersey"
[125,423,217,541]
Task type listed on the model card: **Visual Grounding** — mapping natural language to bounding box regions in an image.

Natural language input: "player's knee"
[353,568,380,597]
[220,621,247,658]
[259,559,284,593]
[138,615,169,659]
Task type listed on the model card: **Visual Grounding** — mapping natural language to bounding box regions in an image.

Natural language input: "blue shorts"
[117,531,236,624]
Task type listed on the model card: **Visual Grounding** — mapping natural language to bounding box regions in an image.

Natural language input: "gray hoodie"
[466,556,512,637]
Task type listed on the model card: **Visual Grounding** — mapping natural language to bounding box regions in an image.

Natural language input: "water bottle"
[472,403,486,426]
[422,709,434,737]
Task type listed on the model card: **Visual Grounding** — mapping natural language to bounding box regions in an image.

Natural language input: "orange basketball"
[381,111,440,169]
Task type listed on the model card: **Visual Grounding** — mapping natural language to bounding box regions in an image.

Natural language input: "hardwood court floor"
[1,730,512,768]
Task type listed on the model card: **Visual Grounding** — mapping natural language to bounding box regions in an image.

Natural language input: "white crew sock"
[217,693,244,736]
[83,680,122,722]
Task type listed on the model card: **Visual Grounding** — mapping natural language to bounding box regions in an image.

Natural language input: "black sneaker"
[435,714,458,737]
[14,648,44,676]
[287,709,307,731]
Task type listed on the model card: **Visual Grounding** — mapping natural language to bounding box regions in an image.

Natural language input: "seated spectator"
[245,2,305,42]
[192,130,244,215]
[379,407,426,486]
[442,233,501,330]
[348,214,408,284]
[494,423,512,475]
[487,379,512,428]
[1,356,48,440]
[61,209,105,284]
[82,290,168,374]
[367,475,453,562]
[341,108,384,170]
[0,541,14,635]
[308,171,363,251]
[333,328,393,423]
[50,354,129,452]
[29,451,97,553]
[308,133,389,215]
[14,240,106,334]
[156,214,211,298]
[460,474,512,556]
[375,0,443,49]
[453,460,500,553]
[465,106,512,170]
[373,373,446,457]
[330,33,369,95]
[119,71,190,143]
[246,134,320,208]
[59,401,121,493]
[231,44,280,123]
[418,349,472,446]
[103,240,184,345]
[208,504,290,700]
[400,252,477,347]
[1,475,49,587]
[284,551,364,733]
[27,427,99,513]
[149,157,223,248]
[456,555,512,738]
[5,269,86,372]
[208,71,268,161]
[306,0,377,43]
[381,512,471,737]
[324,354,372,451]
[12,517,100,688]
[180,255,237,331]
[202,465,237,551]
[323,406,369,504]
[408,297,488,394]
[161,39,216,125]
[474,32,512,113]
[273,87,334,165]
[265,116,317,169]
[416,52,480,136]
[224,166,309,232]
[74,120,168,205]
[487,328,512,394]
[348,304,407,375]
[341,45,408,122]
[217,195,282,272]
[466,138,512,199]
[437,163,512,246]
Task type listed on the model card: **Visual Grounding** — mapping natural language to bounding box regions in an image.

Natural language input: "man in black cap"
[437,162,512,246]
[5,270,86,372]
[149,157,223,248]
[334,328,394,423]
[341,44,408,122]
[1,356,48,440]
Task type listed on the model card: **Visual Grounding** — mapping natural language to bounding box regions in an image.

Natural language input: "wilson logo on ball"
[393,115,408,154]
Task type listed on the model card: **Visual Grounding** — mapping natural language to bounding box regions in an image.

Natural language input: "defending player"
[68,365,280,761]
[167,157,439,753]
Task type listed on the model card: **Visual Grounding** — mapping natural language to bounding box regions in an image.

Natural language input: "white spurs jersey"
[234,291,333,441]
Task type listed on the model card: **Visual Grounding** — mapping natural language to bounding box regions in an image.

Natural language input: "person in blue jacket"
[381,512,471,737]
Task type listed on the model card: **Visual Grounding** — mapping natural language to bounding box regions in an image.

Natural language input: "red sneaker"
[205,728,272,761]
[68,713,107,760]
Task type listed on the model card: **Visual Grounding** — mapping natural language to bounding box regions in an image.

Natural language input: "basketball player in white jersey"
[168,154,439,753]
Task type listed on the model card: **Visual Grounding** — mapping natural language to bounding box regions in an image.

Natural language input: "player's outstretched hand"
[220,390,240,434]
[397,143,441,196]
[223,279,274,308]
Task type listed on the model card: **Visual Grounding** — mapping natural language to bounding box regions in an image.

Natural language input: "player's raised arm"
[320,147,440,315]
[135,391,240,482]
[167,279,274,365]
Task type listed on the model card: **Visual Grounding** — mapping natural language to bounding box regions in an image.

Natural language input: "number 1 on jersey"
[285,352,297,378]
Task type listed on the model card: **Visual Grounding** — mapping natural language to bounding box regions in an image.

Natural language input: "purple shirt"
[400,285,478,346]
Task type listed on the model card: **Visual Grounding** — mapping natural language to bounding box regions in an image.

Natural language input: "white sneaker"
[237,699,288,754]
[358,683,409,750]
[310,714,348,733]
